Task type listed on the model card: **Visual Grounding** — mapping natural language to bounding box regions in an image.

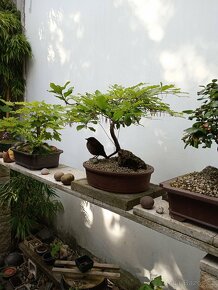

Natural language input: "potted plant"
[160,79,218,229]
[50,81,181,193]
[0,101,66,169]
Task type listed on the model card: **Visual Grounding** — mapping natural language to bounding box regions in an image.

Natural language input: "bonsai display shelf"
[71,178,164,210]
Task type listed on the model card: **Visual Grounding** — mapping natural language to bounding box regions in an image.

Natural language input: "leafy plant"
[138,276,165,290]
[0,171,63,240]
[50,240,62,258]
[0,101,67,153]
[182,79,218,150]
[49,82,182,157]
[0,0,32,106]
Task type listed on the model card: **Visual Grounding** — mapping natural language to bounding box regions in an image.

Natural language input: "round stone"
[61,173,75,185]
[54,171,65,181]
[140,196,154,209]
[41,168,50,175]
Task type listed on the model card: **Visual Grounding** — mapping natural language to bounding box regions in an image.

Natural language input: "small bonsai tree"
[50,82,181,161]
[182,79,218,150]
[0,0,32,104]
[0,101,67,154]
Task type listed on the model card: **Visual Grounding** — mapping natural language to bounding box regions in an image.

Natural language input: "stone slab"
[133,197,218,246]
[71,179,164,210]
[200,254,218,278]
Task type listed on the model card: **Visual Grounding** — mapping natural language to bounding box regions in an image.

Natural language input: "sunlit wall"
[23,1,217,289]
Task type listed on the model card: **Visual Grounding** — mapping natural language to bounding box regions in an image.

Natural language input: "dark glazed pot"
[160,177,218,230]
[83,161,154,194]
[12,149,63,170]
[42,252,56,266]
[4,252,23,267]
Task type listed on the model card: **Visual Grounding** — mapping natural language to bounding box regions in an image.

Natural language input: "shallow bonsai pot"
[83,161,154,194]
[75,255,94,273]
[12,149,63,170]
[160,177,218,230]
[61,276,106,290]
[35,244,49,256]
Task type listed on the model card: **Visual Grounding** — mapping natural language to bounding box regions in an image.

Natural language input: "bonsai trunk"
[108,121,121,158]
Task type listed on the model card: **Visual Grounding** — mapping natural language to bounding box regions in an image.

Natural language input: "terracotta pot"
[12,149,63,170]
[160,177,218,230]
[83,161,154,194]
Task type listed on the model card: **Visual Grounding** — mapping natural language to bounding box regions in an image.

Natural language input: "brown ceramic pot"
[83,161,154,194]
[160,177,218,230]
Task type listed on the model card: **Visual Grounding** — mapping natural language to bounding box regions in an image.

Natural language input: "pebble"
[140,196,154,209]
[61,173,75,185]
[156,206,164,214]
[170,166,218,198]
[54,171,65,181]
[41,168,50,175]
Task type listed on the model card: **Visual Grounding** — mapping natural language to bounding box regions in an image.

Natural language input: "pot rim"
[83,161,154,177]
[160,176,218,204]
[12,148,63,156]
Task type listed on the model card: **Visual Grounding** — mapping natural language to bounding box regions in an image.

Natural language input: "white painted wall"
[23,1,217,289]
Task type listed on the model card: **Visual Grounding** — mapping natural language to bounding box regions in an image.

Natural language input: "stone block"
[199,254,218,290]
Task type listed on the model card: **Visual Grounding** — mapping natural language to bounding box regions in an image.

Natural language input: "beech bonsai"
[0,101,66,154]
[50,81,181,168]
[182,79,218,150]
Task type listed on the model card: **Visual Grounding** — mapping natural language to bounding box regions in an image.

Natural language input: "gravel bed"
[170,166,218,198]
[84,158,147,174]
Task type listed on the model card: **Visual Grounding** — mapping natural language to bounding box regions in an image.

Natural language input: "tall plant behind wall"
[0,0,31,108]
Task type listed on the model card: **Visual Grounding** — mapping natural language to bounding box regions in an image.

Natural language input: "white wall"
[23,1,217,289]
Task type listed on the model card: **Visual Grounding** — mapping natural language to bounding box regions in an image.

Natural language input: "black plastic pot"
[42,252,56,266]
[12,149,63,170]
[75,255,94,273]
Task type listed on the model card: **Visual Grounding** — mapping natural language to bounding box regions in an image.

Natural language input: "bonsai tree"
[0,0,32,105]
[0,101,67,154]
[182,79,218,150]
[49,81,182,166]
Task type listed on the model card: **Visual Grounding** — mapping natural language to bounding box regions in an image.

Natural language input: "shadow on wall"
[26,0,218,92]
[78,200,201,290]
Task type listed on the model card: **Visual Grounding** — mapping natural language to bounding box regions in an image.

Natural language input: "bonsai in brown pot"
[0,101,66,169]
[160,79,218,229]
[50,81,182,193]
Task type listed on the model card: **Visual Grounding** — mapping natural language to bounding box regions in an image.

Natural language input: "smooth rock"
[140,196,154,209]
[54,171,64,181]
[61,173,75,185]
[41,168,50,175]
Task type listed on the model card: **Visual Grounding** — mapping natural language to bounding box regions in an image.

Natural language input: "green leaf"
[76,125,85,131]
[151,276,164,287]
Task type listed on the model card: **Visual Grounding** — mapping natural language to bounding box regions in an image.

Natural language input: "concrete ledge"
[1,160,218,258]
[71,178,163,210]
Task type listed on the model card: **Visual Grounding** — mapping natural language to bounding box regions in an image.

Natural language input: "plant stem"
[108,121,121,158]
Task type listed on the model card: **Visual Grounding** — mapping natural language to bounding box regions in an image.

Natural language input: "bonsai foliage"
[50,82,181,157]
[0,171,63,240]
[138,276,165,290]
[0,0,32,104]
[0,101,66,153]
[182,79,218,150]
